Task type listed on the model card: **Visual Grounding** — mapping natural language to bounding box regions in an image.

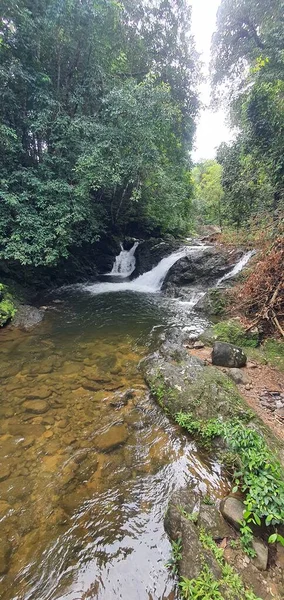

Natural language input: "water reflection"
[0,291,227,600]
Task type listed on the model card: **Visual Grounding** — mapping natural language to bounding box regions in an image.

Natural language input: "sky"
[189,0,233,162]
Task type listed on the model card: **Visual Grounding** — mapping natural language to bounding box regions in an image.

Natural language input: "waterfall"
[216,250,256,286]
[110,241,139,277]
[84,246,207,295]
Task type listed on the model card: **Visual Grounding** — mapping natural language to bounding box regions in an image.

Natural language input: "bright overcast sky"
[189,0,233,162]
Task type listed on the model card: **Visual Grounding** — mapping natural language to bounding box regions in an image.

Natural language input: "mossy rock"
[142,350,251,423]
[141,335,284,463]
[0,284,17,327]
[196,288,228,317]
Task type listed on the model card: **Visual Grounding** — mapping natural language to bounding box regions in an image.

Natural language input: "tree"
[211,0,284,226]
[211,0,284,100]
[192,161,223,226]
[0,0,199,267]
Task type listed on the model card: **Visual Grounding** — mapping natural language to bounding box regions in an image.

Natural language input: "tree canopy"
[211,0,284,227]
[0,0,199,266]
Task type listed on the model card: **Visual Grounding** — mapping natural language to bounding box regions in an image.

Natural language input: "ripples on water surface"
[0,289,228,600]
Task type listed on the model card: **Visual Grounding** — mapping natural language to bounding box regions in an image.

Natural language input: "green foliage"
[212,320,259,348]
[176,411,284,555]
[179,565,222,600]
[262,339,284,371]
[179,506,199,524]
[212,0,284,227]
[0,283,17,326]
[165,537,182,575]
[179,543,261,599]
[192,160,223,226]
[0,0,199,268]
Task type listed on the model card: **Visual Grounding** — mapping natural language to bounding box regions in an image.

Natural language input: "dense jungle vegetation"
[0,0,283,271]
[0,0,199,268]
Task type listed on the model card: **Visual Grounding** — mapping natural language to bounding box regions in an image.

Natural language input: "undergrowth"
[212,320,259,348]
[0,283,16,326]
[169,529,262,599]
[175,413,284,555]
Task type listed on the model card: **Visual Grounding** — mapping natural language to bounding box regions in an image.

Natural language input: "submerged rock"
[212,341,247,368]
[23,400,49,414]
[0,538,12,575]
[94,423,129,452]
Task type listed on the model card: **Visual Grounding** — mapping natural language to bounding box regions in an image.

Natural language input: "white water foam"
[216,250,256,286]
[109,241,139,277]
[84,246,207,295]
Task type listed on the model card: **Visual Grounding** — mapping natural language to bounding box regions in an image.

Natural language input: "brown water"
[0,289,228,600]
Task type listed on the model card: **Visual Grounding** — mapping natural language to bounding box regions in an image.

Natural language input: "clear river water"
[0,247,235,600]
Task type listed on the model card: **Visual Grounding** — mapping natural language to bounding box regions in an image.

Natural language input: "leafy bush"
[0,284,16,326]
[176,412,284,555]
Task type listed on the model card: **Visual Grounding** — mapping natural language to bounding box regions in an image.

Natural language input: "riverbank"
[142,325,284,599]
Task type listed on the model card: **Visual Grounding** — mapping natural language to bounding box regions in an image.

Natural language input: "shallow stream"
[0,277,229,599]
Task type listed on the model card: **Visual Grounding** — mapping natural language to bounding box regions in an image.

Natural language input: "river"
[0,246,231,600]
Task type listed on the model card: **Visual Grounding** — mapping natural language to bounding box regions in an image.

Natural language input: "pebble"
[259,390,284,417]
[22,400,49,414]
[26,387,52,400]
[0,465,11,482]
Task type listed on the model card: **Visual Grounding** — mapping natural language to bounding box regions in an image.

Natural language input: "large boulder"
[140,330,250,423]
[164,488,223,581]
[132,237,180,277]
[212,342,247,368]
[162,247,243,293]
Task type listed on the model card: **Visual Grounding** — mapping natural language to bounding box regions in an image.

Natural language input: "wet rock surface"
[212,341,247,368]
[132,237,180,277]
[12,305,45,330]
[162,247,242,294]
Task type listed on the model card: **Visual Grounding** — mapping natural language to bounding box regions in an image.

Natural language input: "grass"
[208,318,284,372]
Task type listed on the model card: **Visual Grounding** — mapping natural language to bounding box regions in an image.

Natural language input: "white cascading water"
[84,247,206,295]
[110,241,139,277]
[216,250,256,286]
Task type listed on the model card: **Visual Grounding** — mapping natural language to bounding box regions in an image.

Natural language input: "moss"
[211,320,259,348]
[0,283,17,326]
[246,339,284,372]
[207,289,228,316]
